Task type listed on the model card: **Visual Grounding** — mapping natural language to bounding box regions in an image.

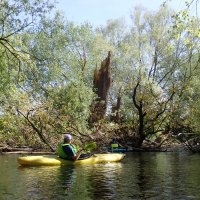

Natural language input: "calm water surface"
[0,152,200,200]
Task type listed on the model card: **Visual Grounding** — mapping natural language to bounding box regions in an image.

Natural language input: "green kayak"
[17,153,125,166]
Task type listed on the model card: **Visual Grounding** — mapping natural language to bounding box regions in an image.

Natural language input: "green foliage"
[51,80,95,134]
[0,0,199,149]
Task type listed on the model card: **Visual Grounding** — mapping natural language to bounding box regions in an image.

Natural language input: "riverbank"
[0,146,54,154]
[0,143,187,154]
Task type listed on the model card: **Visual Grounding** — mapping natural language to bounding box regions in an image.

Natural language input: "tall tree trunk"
[132,80,146,147]
[89,51,112,125]
[110,87,122,123]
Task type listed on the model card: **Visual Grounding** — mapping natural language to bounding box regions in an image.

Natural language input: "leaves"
[0,1,200,149]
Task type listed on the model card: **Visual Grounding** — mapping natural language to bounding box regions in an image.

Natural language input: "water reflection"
[135,153,157,199]
[57,165,75,195]
[17,166,62,200]
[87,163,123,200]
[1,153,200,200]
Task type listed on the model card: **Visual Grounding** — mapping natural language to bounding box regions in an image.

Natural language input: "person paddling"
[57,133,91,160]
[57,133,82,160]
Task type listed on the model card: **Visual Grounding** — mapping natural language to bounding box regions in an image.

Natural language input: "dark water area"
[0,152,200,200]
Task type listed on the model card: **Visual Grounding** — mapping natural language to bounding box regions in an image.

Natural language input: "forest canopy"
[0,0,199,151]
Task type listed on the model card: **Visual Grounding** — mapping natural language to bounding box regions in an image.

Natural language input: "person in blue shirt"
[58,133,82,160]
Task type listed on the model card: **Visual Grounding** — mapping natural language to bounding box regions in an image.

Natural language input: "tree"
[95,5,199,148]
[89,51,112,124]
[0,0,54,89]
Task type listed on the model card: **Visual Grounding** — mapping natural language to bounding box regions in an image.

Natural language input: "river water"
[0,152,200,200]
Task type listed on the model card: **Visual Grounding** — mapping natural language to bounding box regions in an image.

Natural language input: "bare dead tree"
[89,51,112,124]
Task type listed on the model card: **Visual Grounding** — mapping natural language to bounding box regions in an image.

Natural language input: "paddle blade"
[85,142,97,152]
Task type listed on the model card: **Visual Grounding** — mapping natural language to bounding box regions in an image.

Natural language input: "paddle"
[84,142,97,152]
[77,142,97,160]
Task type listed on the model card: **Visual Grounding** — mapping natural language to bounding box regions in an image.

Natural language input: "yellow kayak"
[17,153,125,166]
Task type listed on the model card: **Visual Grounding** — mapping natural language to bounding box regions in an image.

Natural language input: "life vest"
[56,143,77,159]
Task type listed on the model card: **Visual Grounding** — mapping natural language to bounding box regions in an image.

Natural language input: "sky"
[55,0,190,27]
